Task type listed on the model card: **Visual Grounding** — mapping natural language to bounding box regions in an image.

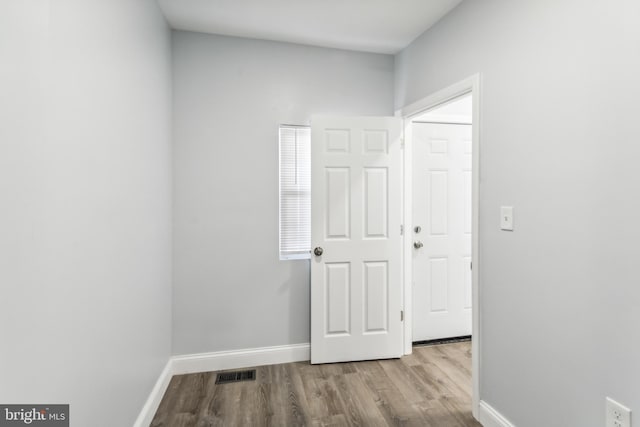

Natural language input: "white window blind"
[279,126,311,260]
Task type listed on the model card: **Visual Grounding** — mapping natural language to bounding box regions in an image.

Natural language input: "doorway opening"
[398,75,481,418]
[411,94,472,343]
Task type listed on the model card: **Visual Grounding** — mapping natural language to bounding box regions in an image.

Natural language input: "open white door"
[310,116,403,364]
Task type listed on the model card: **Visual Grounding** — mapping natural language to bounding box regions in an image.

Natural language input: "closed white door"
[412,122,472,341]
[311,116,402,364]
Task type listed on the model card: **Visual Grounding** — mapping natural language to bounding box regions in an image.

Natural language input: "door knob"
[314,247,324,256]
[413,241,423,249]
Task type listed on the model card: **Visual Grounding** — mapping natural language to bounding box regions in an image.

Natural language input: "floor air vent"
[215,369,256,385]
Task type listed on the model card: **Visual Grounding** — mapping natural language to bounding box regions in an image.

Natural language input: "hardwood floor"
[151,342,481,427]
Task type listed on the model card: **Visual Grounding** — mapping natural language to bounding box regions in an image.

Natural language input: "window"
[279,126,311,260]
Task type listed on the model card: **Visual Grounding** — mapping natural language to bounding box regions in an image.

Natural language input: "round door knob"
[314,247,324,256]
[414,241,424,249]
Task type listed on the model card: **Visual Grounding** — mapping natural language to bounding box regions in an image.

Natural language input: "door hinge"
[470,261,472,270]
[400,224,404,235]
[400,137,405,149]
[400,310,404,322]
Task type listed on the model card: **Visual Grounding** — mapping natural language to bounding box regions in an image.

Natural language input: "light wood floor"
[151,341,481,427]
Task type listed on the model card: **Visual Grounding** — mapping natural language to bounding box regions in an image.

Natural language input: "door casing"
[395,74,481,419]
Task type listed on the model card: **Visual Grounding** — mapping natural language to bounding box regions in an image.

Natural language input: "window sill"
[280,253,311,261]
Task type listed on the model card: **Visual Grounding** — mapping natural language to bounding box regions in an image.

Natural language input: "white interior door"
[412,122,472,341]
[311,116,402,364]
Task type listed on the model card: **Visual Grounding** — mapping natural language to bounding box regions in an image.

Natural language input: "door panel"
[412,123,472,341]
[364,168,388,238]
[325,263,350,335]
[363,261,388,333]
[311,116,402,364]
[325,168,350,239]
[429,171,448,235]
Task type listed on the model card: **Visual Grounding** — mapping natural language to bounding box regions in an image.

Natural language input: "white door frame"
[395,74,481,418]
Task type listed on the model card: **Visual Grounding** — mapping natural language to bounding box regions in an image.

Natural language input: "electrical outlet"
[606,397,631,427]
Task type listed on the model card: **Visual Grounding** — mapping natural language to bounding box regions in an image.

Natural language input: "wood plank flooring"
[151,341,481,427]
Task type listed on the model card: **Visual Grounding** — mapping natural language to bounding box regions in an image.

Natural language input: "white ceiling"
[157,0,463,54]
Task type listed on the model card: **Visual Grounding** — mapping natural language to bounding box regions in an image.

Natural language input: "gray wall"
[172,31,394,355]
[396,1,640,426]
[0,1,172,426]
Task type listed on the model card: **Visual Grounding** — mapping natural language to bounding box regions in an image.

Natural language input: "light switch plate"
[500,206,514,231]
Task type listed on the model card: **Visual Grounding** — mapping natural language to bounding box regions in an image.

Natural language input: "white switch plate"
[500,206,514,231]
[607,397,631,427]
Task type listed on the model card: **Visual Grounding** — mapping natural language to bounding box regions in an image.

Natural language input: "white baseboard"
[171,343,310,375]
[478,400,515,427]
[133,361,173,427]
[133,343,311,426]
